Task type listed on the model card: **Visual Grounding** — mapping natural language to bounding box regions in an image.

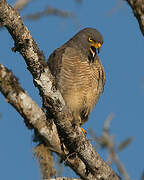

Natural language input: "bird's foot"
[81,127,87,135]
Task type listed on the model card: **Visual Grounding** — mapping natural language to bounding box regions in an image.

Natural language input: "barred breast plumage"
[47,28,105,126]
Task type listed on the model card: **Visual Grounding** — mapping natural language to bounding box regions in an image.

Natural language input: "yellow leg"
[80,127,87,134]
[76,116,87,134]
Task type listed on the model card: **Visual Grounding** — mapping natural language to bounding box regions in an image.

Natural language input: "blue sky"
[0,0,144,179]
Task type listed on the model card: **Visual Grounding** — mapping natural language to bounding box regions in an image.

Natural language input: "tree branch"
[13,0,32,10]
[125,0,144,36]
[0,62,106,179]
[23,6,74,20]
[0,63,62,154]
[0,1,120,179]
[89,114,131,180]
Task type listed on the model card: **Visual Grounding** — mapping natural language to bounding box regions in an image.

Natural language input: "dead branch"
[89,114,131,180]
[0,62,108,179]
[0,0,120,179]
[0,63,58,178]
[13,0,32,10]
[141,171,144,180]
[0,63,61,154]
[23,6,73,20]
[125,0,144,36]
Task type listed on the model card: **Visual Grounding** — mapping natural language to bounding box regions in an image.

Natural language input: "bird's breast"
[58,54,104,118]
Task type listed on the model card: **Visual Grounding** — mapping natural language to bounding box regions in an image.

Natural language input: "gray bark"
[0,0,120,179]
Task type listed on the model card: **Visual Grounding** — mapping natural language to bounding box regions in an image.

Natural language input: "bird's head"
[69,27,103,62]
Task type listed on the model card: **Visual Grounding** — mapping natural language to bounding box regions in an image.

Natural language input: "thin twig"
[24,6,73,20]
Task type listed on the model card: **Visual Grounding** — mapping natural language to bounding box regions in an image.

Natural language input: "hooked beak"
[90,42,102,58]
[94,42,102,54]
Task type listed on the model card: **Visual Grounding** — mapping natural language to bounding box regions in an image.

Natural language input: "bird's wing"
[96,56,106,92]
[47,46,81,86]
[47,47,64,81]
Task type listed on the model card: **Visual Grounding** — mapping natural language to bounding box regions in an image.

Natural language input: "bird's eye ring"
[88,37,93,42]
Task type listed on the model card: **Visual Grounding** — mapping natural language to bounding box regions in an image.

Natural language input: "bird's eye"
[88,37,93,42]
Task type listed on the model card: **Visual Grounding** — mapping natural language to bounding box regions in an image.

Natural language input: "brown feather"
[47,46,105,126]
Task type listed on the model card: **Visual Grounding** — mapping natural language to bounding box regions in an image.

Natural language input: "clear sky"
[0,0,144,179]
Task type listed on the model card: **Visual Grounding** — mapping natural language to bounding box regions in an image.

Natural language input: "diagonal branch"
[0,63,62,154]
[23,6,74,20]
[89,114,131,180]
[0,62,105,179]
[13,0,32,10]
[125,0,144,36]
[0,1,120,179]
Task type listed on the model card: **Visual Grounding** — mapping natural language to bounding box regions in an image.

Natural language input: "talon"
[81,127,87,135]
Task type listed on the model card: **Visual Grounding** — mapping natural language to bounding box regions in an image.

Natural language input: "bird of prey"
[47,28,105,128]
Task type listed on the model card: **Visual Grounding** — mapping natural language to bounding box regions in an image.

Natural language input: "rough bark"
[126,0,144,36]
[0,63,61,154]
[0,0,120,179]
[0,63,106,179]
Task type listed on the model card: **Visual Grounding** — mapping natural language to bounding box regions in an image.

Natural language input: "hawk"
[47,28,105,128]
